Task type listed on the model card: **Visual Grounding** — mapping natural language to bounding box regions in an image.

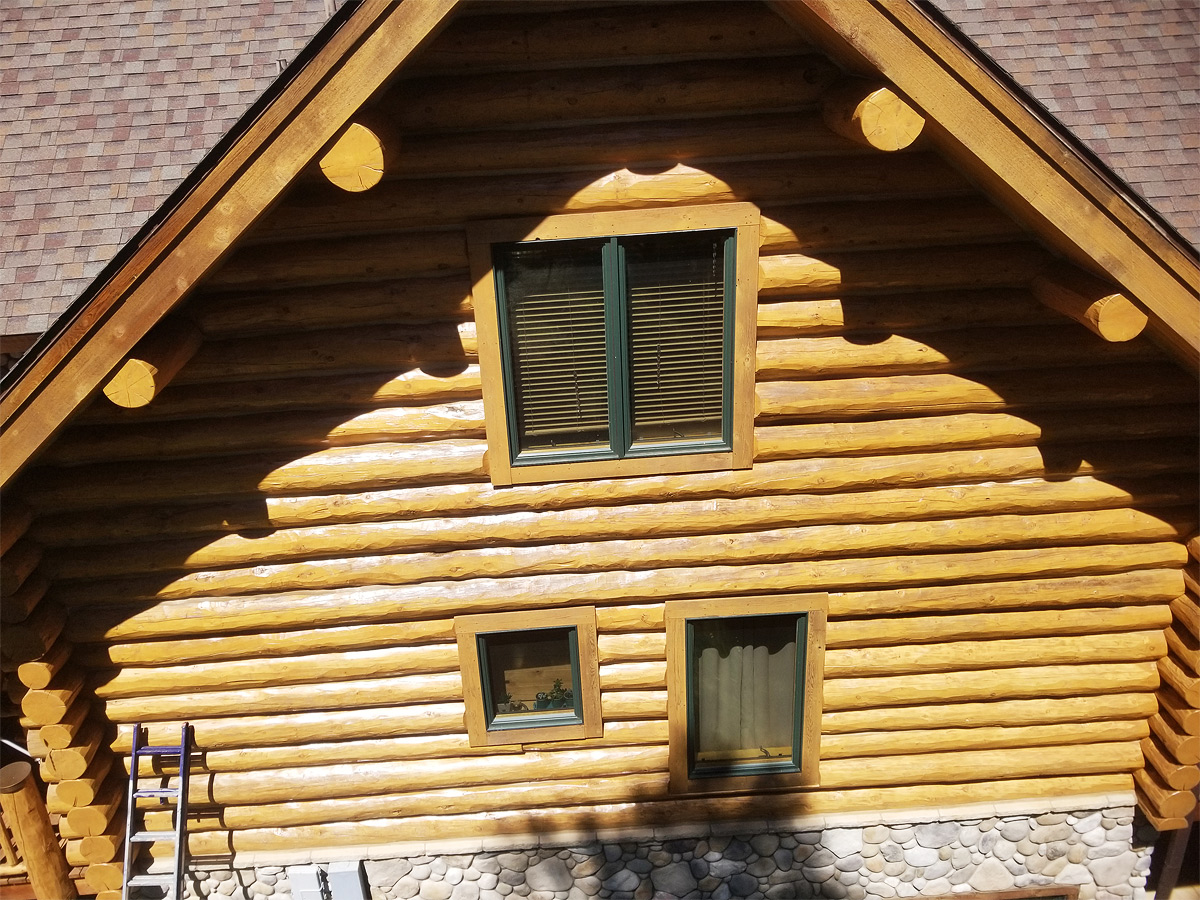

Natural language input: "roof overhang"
[1,0,1197,488]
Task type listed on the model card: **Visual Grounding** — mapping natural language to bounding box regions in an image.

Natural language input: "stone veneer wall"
[178,802,1155,900]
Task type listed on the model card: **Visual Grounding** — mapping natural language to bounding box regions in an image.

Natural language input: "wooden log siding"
[11,0,1198,856]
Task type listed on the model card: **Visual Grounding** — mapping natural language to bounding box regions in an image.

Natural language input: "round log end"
[320,122,386,192]
[0,761,31,792]
[103,358,159,408]
[1092,294,1150,342]
[859,87,925,151]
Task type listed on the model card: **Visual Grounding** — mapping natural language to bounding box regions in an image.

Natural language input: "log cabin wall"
[2,0,1197,875]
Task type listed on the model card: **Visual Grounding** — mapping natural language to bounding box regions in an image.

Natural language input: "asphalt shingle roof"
[931,0,1200,249]
[1,1,1196,342]
[0,1,334,337]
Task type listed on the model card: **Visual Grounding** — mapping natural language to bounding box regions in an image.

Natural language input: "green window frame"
[468,204,759,486]
[455,607,603,747]
[492,230,737,467]
[666,593,827,794]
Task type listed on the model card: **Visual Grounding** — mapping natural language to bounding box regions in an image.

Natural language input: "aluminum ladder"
[122,723,191,900]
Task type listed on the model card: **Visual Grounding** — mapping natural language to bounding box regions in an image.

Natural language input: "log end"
[320,122,387,192]
[1090,294,1151,342]
[857,86,926,151]
[0,761,31,792]
[102,358,159,408]
[1032,265,1149,342]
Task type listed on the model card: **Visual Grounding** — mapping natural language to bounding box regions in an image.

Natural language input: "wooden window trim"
[455,606,603,747]
[665,592,827,795]
[467,203,760,486]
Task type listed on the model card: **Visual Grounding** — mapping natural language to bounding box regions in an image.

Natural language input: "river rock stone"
[603,871,639,893]
[969,860,1014,893]
[752,835,781,857]
[649,862,697,896]
[421,881,454,900]
[999,821,1030,842]
[903,847,938,868]
[915,823,958,849]
[452,882,480,900]
[824,829,863,859]
[526,860,573,893]
[729,873,758,897]
[1090,852,1137,887]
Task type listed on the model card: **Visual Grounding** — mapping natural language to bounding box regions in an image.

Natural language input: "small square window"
[666,593,826,794]
[455,607,603,747]
[468,203,759,486]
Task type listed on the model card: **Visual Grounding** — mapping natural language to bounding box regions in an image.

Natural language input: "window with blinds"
[494,229,734,465]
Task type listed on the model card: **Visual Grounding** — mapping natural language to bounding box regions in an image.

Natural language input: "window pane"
[500,240,610,453]
[624,231,727,446]
[481,627,579,727]
[690,614,799,775]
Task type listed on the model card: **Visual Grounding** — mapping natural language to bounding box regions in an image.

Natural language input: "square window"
[468,203,759,486]
[455,607,603,747]
[666,593,826,794]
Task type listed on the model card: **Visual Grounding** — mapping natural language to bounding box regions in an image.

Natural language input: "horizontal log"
[756,406,1197,462]
[1157,683,1199,735]
[102,672,463,722]
[83,619,454,669]
[46,475,1196,582]
[827,605,1172,648]
[176,774,1132,855]
[820,742,1142,789]
[407,2,813,74]
[65,542,1189,642]
[49,751,113,808]
[755,288,1057,337]
[603,691,668,721]
[80,366,484,429]
[21,670,84,726]
[126,733,525,774]
[48,401,487,467]
[146,773,670,833]
[153,746,669,806]
[758,243,1052,297]
[389,109,862,180]
[94,643,460,699]
[1132,767,1197,819]
[57,504,1196,602]
[17,639,71,689]
[600,662,666,691]
[598,633,666,663]
[206,232,468,293]
[757,365,1197,420]
[598,605,665,634]
[824,661,1160,711]
[0,601,64,662]
[0,498,31,556]
[175,322,476,385]
[824,631,1167,677]
[1142,736,1200,791]
[1150,714,1200,765]
[1159,653,1200,706]
[396,54,837,130]
[0,538,41,600]
[830,569,1183,618]
[756,325,1156,379]
[822,720,1147,759]
[193,274,473,336]
[26,440,488,513]
[39,700,90,750]
[259,153,965,243]
[0,571,48,623]
[116,704,468,752]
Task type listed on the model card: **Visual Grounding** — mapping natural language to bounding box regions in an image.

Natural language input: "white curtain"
[695,638,796,760]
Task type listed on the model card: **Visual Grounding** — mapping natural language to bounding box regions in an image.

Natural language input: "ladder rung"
[133,788,179,798]
[136,745,184,755]
[128,873,174,886]
[131,830,177,842]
